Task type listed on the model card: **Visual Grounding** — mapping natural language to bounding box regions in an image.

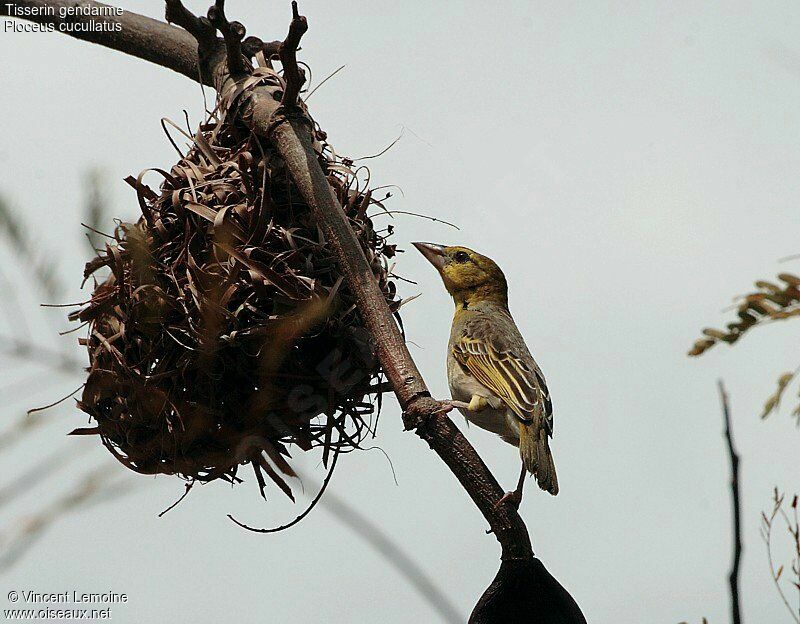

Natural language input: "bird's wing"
[453,334,553,435]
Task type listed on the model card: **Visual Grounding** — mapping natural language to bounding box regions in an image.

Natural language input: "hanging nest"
[69,88,401,500]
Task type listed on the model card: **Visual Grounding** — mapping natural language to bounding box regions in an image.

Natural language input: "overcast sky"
[1,1,800,622]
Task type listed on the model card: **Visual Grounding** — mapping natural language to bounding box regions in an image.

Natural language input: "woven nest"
[70,96,400,500]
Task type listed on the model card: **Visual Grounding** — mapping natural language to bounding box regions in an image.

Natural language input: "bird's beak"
[412,242,447,272]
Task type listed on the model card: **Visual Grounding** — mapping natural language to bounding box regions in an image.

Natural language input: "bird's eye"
[453,251,470,263]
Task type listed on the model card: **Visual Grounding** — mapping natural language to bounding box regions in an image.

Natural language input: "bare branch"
[164,0,214,44]
[206,0,249,77]
[0,335,84,374]
[761,489,800,623]
[0,1,209,85]
[321,488,462,624]
[0,466,134,572]
[241,36,280,61]
[278,1,308,106]
[719,381,743,624]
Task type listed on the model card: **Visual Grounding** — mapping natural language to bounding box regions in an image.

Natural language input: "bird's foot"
[434,401,455,415]
[439,399,472,413]
[494,489,522,510]
[434,400,471,414]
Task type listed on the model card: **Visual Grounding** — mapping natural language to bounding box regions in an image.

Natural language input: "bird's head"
[412,242,508,308]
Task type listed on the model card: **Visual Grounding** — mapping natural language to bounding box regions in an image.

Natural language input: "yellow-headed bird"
[413,242,558,505]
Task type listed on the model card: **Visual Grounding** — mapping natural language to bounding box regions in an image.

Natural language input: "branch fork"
[165,0,251,79]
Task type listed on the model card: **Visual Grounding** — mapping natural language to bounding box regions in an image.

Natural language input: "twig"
[0,335,84,373]
[0,466,132,572]
[164,0,215,46]
[321,488,461,624]
[761,489,800,623]
[353,129,405,161]
[278,1,308,106]
[719,380,743,624]
[206,0,249,77]
[0,444,90,509]
[228,444,339,533]
[158,480,194,517]
[27,383,85,415]
[305,64,345,100]
[371,210,460,230]
[241,36,281,62]
[171,0,550,585]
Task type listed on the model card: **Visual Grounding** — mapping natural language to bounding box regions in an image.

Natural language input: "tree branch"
[0,1,210,85]
[278,1,308,106]
[719,380,743,624]
[3,1,586,619]
[206,0,249,78]
[164,0,213,44]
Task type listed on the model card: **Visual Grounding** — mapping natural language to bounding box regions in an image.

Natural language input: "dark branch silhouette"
[760,489,800,623]
[318,487,462,623]
[278,1,308,106]
[719,381,743,624]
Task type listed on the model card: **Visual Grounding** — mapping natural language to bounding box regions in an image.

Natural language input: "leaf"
[778,272,800,286]
[690,270,800,357]
[185,201,218,222]
[761,372,796,419]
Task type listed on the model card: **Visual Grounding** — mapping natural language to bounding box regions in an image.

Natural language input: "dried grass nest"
[70,94,401,500]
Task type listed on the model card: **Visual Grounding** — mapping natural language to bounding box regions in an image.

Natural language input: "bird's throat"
[451,283,508,309]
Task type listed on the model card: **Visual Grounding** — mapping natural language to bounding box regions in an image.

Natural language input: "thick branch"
[0,1,211,85]
[267,116,533,560]
[154,0,535,561]
[164,0,213,44]
[241,36,282,63]
[719,381,743,624]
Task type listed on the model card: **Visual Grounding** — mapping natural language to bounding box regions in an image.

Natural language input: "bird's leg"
[494,462,527,509]
[439,395,488,413]
[467,395,488,411]
[434,401,458,414]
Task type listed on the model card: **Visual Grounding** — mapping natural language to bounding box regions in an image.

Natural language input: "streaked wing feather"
[453,336,553,434]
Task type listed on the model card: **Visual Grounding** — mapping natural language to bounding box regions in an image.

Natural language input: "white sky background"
[1,1,799,622]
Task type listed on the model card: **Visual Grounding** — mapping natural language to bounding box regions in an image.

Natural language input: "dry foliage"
[69,77,401,499]
[0,196,62,299]
[689,273,800,357]
[690,272,800,426]
[760,370,800,426]
[760,489,800,623]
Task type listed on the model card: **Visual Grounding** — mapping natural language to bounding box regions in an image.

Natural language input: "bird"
[413,242,558,506]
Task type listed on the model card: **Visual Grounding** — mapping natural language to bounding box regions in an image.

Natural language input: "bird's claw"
[494,490,522,510]
[435,399,472,414]
[434,401,455,415]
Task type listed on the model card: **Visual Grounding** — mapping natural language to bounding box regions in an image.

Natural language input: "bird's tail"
[519,422,559,495]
